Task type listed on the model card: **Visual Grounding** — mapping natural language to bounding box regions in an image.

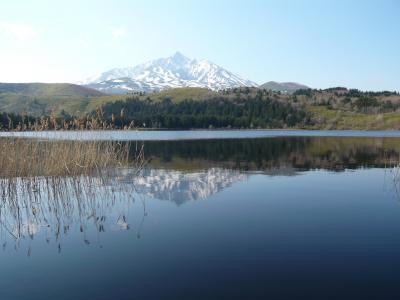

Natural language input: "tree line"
[99,95,311,129]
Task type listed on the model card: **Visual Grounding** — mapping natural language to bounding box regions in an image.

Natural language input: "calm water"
[3,129,400,140]
[2,133,400,299]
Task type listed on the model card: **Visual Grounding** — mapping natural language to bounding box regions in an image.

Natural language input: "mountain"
[80,52,258,94]
[259,81,309,93]
[0,83,106,97]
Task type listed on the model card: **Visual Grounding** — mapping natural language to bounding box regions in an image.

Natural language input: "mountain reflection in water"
[134,168,248,205]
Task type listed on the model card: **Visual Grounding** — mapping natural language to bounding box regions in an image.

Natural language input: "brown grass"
[0,138,145,178]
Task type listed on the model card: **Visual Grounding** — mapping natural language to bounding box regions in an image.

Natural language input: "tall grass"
[0,136,147,251]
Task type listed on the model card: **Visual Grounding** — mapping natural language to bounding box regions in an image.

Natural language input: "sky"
[0,0,399,90]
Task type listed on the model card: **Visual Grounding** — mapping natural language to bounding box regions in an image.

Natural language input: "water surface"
[1,134,400,299]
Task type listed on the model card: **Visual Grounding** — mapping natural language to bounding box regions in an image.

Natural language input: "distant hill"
[259,81,309,93]
[0,83,105,97]
[0,83,108,116]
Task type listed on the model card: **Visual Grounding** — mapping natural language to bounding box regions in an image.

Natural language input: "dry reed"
[0,138,145,178]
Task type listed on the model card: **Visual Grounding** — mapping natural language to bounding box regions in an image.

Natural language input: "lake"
[2,131,400,299]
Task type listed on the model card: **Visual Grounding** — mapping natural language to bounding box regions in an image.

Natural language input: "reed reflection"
[0,172,149,255]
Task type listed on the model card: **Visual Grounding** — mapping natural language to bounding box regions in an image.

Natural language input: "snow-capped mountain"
[80,52,258,93]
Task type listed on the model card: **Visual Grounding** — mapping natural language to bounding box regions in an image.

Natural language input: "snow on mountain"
[80,52,258,93]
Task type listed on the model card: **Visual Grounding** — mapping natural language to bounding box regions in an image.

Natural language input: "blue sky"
[0,0,399,90]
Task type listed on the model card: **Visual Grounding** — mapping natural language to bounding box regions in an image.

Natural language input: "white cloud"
[0,21,38,41]
[112,27,126,39]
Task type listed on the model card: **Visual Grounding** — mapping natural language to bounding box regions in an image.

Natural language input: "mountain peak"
[82,53,258,93]
[171,51,188,61]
